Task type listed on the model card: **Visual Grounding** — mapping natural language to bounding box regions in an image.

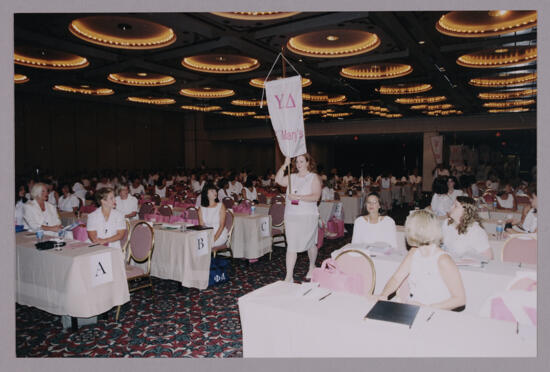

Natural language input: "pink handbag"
[311,258,364,295]
[316,226,325,250]
[72,225,88,242]
[326,217,344,239]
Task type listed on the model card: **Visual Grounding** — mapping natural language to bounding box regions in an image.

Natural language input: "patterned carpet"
[16,233,352,358]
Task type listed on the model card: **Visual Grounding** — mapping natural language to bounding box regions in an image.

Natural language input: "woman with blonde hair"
[442,196,493,260]
[275,153,321,282]
[377,210,466,311]
[23,183,63,232]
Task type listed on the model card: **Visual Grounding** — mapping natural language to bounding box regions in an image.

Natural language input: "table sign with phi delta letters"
[259,216,271,238]
[89,252,113,287]
[195,231,210,257]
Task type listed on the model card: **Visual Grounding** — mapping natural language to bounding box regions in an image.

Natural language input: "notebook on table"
[186,225,214,231]
[365,300,420,328]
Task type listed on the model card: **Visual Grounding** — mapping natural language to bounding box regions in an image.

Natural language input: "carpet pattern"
[16,233,352,358]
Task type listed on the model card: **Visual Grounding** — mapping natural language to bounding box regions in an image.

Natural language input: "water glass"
[36,230,44,242]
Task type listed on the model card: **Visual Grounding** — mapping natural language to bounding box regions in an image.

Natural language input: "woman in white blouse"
[496,183,517,211]
[241,179,258,202]
[129,178,145,196]
[430,177,453,217]
[198,183,228,247]
[506,186,537,234]
[447,176,464,202]
[321,180,335,201]
[154,178,167,198]
[23,183,63,232]
[351,192,397,250]
[87,187,126,249]
[115,185,138,220]
[217,178,231,201]
[57,184,80,213]
[15,185,27,226]
[442,196,493,260]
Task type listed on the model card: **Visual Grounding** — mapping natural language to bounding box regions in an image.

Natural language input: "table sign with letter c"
[259,216,271,238]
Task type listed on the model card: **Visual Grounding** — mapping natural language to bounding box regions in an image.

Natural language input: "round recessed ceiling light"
[127,97,176,105]
[303,93,346,103]
[53,85,114,95]
[179,87,235,99]
[220,111,256,117]
[69,16,176,50]
[108,72,175,86]
[210,12,300,20]
[182,54,260,74]
[181,105,222,112]
[14,46,89,70]
[340,62,413,80]
[378,83,432,95]
[478,89,536,100]
[249,76,312,88]
[395,96,447,104]
[436,11,537,38]
[483,99,535,108]
[457,46,536,68]
[231,99,267,107]
[469,72,536,87]
[14,74,29,84]
[488,107,531,113]
[287,29,380,58]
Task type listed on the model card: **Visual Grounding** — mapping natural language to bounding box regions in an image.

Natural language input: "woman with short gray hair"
[23,183,63,232]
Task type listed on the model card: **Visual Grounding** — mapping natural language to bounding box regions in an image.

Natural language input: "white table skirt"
[339,196,362,224]
[231,213,272,259]
[16,234,130,318]
[238,281,536,357]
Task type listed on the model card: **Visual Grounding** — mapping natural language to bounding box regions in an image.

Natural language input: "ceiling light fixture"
[395,96,447,104]
[14,74,29,84]
[469,72,536,87]
[436,11,537,38]
[127,97,176,105]
[457,46,536,68]
[378,83,432,95]
[14,46,89,70]
[108,72,175,86]
[181,105,222,112]
[179,87,235,99]
[53,85,114,95]
[182,54,260,74]
[287,29,380,58]
[483,99,536,108]
[340,62,413,80]
[249,76,312,88]
[210,12,300,20]
[478,89,536,100]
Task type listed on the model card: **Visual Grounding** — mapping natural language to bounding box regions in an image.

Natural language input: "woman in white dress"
[57,184,80,213]
[275,154,321,282]
[377,210,466,311]
[115,184,139,220]
[506,186,537,234]
[241,179,258,202]
[154,178,167,198]
[379,171,392,211]
[430,177,453,217]
[442,196,493,260]
[447,176,464,202]
[87,187,126,249]
[198,183,228,247]
[496,183,517,211]
[351,192,397,250]
[15,185,28,226]
[23,183,63,232]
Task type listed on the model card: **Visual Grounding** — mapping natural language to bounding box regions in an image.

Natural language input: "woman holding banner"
[275,154,321,282]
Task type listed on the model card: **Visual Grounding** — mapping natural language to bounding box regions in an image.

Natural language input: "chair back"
[334,192,341,201]
[257,192,267,204]
[186,207,199,220]
[138,202,155,219]
[184,197,196,205]
[272,194,286,204]
[120,219,131,255]
[502,236,537,265]
[222,197,235,209]
[335,250,376,296]
[483,192,495,204]
[128,221,154,270]
[516,195,530,204]
[152,194,161,206]
[224,210,235,247]
[241,199,252,208]
[159,204,173,216]
[268,202,285,227]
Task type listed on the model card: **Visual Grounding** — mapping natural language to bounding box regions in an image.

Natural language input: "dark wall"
[15,92,188,177]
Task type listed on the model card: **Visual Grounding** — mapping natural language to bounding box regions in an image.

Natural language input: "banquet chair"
[152,193,161,206]
[257,192,267,204]
[222,197,235,209]
[184,197,196,205]
[138,202,155,220]
[482,191,496,204]
[186,207,199,221]
[116,221,155,322]
[269,202,286,249]
[212,210,235,258]
[502,236,537,265]
[159,204,173,217]
[272,194,286,204]
[334,250,376,296]
[120,219,132,256]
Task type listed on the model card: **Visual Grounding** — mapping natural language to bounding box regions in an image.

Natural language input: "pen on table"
[88,243,100,247]
[302,288,313,296]
[426,311,435,322]
[318,292,332,301]
[516,321,519,335]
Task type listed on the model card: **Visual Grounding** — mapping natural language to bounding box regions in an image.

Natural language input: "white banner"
[89,252,113,287]
[430,135,444,164]
[195,231,209,257]
[265,75,307,157]
[259,216,271,238]
[449,145,464,166]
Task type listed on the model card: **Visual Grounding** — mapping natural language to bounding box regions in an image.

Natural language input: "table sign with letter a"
[89,252,113,287]
[259,216,271,238]
[195,231,209,257]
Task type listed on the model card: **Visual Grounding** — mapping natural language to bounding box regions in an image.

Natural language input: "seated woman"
[351,192,397,250]
[23,183,63,232]
[447,176,464,202]
[496,182,517,211]
[87,187,126,249]
[129,178,145,196]
[217,178,231,201]
[506,185,537,234]
[154,178,167,198]
[115,184,139,220]
[430,177,453,217]
[442,196,493,260]
[377,210,466,311]
[198,183,228,247]
[15,185,27,226]
[57,184,81,213]
[241,179,258,203]
[321,180,335,201]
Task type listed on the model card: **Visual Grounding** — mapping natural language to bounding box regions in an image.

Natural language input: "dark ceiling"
[14,11,537,124]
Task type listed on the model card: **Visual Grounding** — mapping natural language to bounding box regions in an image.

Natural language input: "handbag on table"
[311,258,364,295]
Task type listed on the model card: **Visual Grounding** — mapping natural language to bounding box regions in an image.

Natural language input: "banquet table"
[231,212,272,259]
[16,233,130,318]
[478,208,522,222]
[331,243,536,315]
[238,281,535,357]
[318,201,343,225]
[149,225,214,290]
[59,211,88,226]
[338,195,362,224]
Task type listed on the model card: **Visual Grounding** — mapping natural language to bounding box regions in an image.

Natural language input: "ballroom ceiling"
[14,11,537,123]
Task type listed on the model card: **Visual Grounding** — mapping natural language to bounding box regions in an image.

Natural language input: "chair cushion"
[125,264,145,279]
[212,244,228,252]
[272,228,284,236]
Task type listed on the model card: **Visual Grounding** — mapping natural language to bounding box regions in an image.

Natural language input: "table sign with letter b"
[195,231,209,257]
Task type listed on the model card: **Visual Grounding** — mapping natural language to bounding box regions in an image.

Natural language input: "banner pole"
[281,46,292,194]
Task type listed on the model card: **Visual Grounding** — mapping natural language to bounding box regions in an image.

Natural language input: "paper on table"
[162,223,182,229]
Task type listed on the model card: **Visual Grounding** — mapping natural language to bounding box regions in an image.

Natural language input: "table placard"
[89,252,113,287]
[259,216,271,238]
[334,202,343,218]
[195,231,209,257]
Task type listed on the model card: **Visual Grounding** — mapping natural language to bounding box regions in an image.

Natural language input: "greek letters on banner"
[430,135,444,164]
[259,216,271,238]
[195,231,209,257]
[90,252,113,287]
[265,75,307,157]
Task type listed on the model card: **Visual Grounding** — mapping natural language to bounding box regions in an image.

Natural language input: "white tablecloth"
[331,243,536,315]
[339,195,362,224]
[238,281,535,357]
[150,226,213,290]
[231,213,272,259]
[16,233,130,318]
